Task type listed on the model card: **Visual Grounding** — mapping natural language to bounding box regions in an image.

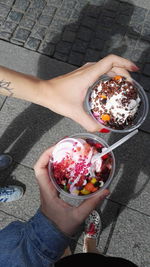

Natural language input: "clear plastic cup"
[85,75,149,133]
[48,133,115,200]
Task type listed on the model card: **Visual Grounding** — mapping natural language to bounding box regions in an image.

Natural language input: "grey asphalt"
[0,1,150,267]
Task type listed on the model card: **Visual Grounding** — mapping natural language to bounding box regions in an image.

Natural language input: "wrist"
[26,209,71,261]
[40,206,79,238]
[36,80,53,109]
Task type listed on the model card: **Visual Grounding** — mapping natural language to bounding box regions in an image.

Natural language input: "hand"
[34,146,109,236]
[42,54,139,132]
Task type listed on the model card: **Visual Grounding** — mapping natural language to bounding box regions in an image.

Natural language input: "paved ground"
[0,1,150,267]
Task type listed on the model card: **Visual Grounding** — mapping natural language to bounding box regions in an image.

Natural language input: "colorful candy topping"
[90,76,141,130]
[113,75,123,81]
[51,137,113,196]
[101,114,111,121]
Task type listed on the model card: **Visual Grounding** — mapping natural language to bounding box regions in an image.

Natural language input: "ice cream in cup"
[85,75,149,133]
[48,133,115,200]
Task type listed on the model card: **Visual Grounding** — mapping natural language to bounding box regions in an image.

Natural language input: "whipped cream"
[52,137,102,178]
[90,79,141,125]
[52,138,93,165]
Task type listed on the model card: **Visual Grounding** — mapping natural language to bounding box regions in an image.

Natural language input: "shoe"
[83,210,101,252]
[0,186,24,202]
[0,154,12,170]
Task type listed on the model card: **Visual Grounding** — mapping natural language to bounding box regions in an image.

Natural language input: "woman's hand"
[34,146,109,236]
[41,54,139,132]
[0,54,138,132]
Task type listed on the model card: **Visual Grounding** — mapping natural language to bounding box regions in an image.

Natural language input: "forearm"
[0,65,49,107]
[0,210,71,267]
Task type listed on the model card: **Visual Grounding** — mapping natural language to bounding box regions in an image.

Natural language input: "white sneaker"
[0,186,24,202]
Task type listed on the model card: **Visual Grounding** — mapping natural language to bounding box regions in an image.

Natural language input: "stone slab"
[0,96,84,167]
[0,210,25,230]
[0,40,75,79]
[140,92,150,133]
[0,95,6,109]
[122,0,150,9]
[106,207,150,267]
[0,0,150,68]
[0,163,40,221]
[107,131,150,216]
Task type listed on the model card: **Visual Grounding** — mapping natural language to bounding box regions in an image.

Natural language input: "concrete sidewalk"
[0,0,150,266]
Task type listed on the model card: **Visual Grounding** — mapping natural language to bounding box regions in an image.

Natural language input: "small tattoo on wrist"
[0,80,13,96]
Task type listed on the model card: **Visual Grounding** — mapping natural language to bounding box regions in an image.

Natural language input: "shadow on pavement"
[0,0,150,253]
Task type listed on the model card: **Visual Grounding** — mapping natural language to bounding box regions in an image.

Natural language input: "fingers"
[77,189,110,221]
[109,67,131,79]
[84,54,139,84]
[98,54,138,72]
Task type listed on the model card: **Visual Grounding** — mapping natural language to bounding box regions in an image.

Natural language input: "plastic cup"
[48,133,115,200]
[85,75,149,133]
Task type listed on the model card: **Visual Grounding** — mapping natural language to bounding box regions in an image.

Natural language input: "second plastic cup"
[48,133,115,200]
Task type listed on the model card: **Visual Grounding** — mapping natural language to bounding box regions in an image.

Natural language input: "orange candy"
[100,94,107,99]
[91,187,98,192]
[101,114,111,121]
[84,182,95,192]
[113,75,122,81]
[84,182,99,193]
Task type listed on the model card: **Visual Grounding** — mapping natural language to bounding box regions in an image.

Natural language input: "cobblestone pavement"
[0,0,150,93]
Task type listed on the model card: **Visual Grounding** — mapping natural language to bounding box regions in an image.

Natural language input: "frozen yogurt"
[50,137,113,196]
[90,75,141,130]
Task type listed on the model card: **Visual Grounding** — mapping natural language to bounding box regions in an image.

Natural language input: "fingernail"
[99,128,110,133]
[131,65,140,71]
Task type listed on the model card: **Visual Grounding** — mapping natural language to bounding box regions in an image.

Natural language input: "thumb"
[34,147,53,178]
[77,189,110,222]
[34,146,58,197]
